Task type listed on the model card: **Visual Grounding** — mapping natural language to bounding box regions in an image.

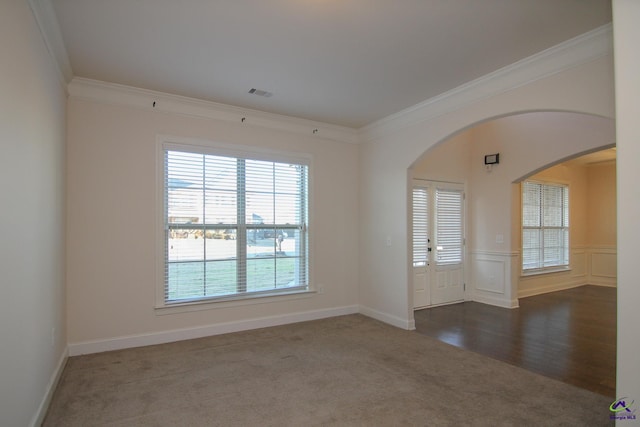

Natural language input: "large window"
[522,180,569,273]
[161,142,309,305]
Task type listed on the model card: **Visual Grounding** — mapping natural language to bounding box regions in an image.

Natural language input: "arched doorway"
[409,111,616,395]
[409,111,615,308]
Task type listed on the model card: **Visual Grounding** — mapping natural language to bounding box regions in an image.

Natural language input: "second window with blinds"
[159,139,310,307]
[521,180,569,274]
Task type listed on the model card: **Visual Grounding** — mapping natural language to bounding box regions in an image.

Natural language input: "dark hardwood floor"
[414,285,617,397]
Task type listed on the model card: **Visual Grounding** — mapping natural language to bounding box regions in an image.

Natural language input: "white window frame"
[155,136,313,310]
[521,179,570,275]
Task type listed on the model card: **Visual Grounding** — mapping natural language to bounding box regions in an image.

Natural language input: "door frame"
[411,179,468,310]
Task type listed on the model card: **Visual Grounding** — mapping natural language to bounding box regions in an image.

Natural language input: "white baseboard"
[473,293,519,309]
[588,279,617,288]
[589,282,617,288]
[68,305,359,356]
[518,281,585,299]
[30,347,68,427]
[359,305,415,330]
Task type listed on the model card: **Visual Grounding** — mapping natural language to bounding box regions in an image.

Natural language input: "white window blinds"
[164,148,309,304]
[435,188,463,265]
[522,181,569,272]
[412,187,429,267]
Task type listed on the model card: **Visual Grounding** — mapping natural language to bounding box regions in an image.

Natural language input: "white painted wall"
[613,1,640,423]
[411,130,472,182]
[65,90,359,349]
[0,1,67,426]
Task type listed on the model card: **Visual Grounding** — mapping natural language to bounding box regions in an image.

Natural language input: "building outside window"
[160,141,310,305]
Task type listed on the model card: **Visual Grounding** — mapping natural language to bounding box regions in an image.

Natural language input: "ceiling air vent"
[248,88,273,98]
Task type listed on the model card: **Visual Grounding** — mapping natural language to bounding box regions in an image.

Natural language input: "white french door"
[412,180,465,309]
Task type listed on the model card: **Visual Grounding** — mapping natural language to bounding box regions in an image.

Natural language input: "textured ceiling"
[52,0,612,128]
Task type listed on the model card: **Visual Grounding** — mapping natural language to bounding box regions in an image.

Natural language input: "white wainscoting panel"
[470,251,519,308]
[589,246,617,287]
[518,247,586,298]
[571,247,588,279]
[517,245,616,298]
[475,258,505,294]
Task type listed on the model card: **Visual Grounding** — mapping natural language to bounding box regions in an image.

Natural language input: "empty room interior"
[2,1,640,426]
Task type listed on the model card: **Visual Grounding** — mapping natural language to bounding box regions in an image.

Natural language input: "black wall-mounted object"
[484,153,500,165]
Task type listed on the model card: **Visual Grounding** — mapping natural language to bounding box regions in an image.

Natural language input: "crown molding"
[68,78,360,144]
[32,0,611,146]
[359,24,613,142]
[27,0,73,87]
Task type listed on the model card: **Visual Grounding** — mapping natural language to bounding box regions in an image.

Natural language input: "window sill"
[521,267,571,278]
[155,288,316,316]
